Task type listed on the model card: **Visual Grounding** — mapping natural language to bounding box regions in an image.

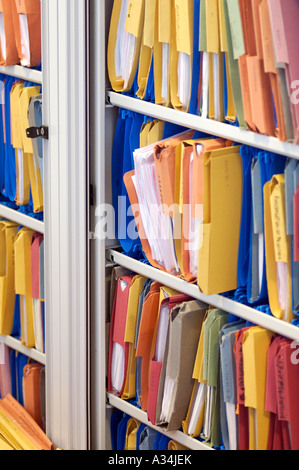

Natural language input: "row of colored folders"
[111,409,189,451]
[0,394,52,450]
[0,343,45,433]
[108,0,299,144]
[107,266,299,450]
[112,111,299,323]
[0,76,44,216]
[0,222,45,352]
[0,0,41,68]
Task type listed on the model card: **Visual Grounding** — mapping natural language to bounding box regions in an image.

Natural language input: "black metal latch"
[26,125,49,140]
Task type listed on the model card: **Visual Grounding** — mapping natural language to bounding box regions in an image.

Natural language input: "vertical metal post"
[42,0,89,450]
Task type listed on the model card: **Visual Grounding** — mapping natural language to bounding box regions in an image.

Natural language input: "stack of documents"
[0,0,41,68]
[123,128,243,295]
[107,0,299,142]
[0,343,46,435]
[0,391,52,450]
[111,108,299,322]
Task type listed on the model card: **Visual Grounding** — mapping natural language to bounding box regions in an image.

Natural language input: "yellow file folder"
[264,174,293,322]
[108,0,145,93]
[0,221,18,335]
[197,145,243,295]
[170,0,193,112]
[14,227,35,348]
[19,86,43,213]
[122,274,147,400]
[242,326,274,450]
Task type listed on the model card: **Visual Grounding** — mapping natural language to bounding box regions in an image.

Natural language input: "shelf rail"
[107,249,299,342]
[107,91,299,160]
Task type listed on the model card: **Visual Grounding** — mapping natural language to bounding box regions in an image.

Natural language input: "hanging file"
[0,0,19,66]
[108,0,145,93]
[0,221,18,336]
[156,300,208,431]
[13,0,41,68]
[197,145,243,295]
[14,227,35,348]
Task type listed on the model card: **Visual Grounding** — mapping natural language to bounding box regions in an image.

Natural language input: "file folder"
[108,0,145,93]
[14,227,35,348]
[0,221,18,336]
[234,326,250,450]
[108,274,135,397]
[136,0,156,101]
[122,274,146,400]
[156,300,208,431]
[258,0,287,142]
[0,393,52,450]
[274,338,299,450]
[153,0,172,107]
[31,232,44,353]
[177,137,231,282]
[10,80,31,206]
[0,343,12,398]
[124,130,194,276]
[277,0,299,145]
[197,145,243,295]
[267,0,295,143]
[19,85,43,213]
[265,335,286,450]
[135,281,163,411]
[219,320,246,450]
[181,313,206,438]
[28,94,43,191]
[242,326,274,450]
[170,0,193,113]
[112,110,144,256]
[0,0,19,66]
[200,309,229,447]
[284,160,299,315]
[222,0,247,129]
[22,361,43,428]
[246,151,286,305]
[264,174,293,322]
[147,293,191,425]
[13,0,41,68]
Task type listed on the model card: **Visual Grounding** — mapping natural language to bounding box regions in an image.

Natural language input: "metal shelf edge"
[107,249,299,342]
[0,335,46,365]
[107,393,213,451]
[0,205,44,234]
[0,65,42,84]
[107,91,299,160]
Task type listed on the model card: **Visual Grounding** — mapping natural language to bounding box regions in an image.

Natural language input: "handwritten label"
[270,182,288,263]
[275,353,288,421]
[125,0,144,38]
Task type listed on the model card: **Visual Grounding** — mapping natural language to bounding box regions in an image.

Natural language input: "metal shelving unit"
[91,0,299,453]
[0,0,90,452]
